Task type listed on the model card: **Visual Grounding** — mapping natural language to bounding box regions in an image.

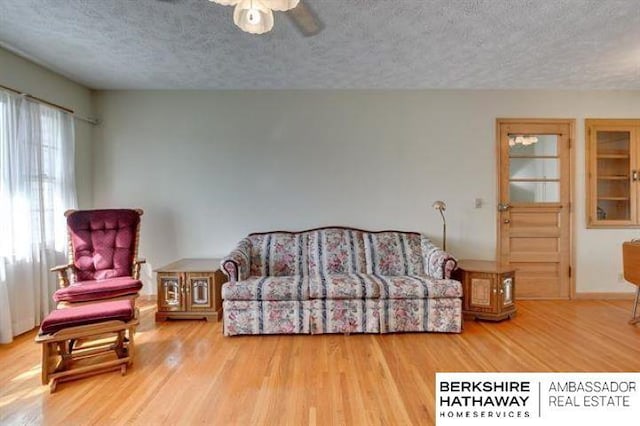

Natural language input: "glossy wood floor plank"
[1,298,639,425]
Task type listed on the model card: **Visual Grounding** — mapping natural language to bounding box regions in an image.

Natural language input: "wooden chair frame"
[631,287,640,325]
[623,241,640,325]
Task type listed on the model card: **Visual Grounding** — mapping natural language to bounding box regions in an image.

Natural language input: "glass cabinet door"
[159,275,183,311]
[595,130,632,221]
[587,120,639,228]
[186,274,213,311]
[502,277,514,307]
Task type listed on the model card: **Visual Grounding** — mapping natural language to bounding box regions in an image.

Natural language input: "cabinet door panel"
[158,273,183,312]
[186,273,214,311]
[468,273,497,314]
[500,274,515,309]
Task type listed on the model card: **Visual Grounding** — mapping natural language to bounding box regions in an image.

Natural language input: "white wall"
[92,90,640,295]
[0,47,94,208]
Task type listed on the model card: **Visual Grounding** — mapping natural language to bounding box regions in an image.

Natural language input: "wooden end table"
[453,260,517,321]
[155,258,227,322]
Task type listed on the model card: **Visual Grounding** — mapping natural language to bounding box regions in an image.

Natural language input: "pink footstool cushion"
[40,300,134,335]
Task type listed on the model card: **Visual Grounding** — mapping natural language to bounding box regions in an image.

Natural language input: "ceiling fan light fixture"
[210,0,304,35]
[247,7,261,24]
[233,0,274,34]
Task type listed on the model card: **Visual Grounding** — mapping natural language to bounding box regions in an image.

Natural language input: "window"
[0,90,77,259]
[0,88,77,342]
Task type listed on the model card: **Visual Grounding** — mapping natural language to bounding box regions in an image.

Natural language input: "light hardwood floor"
[1,298,639,425]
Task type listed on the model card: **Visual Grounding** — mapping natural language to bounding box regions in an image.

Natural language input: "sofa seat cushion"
[309,274,380,299]
[373,275,462,299]
[40,300,134,335]
[53,276,143,303]
[222,276,310,301]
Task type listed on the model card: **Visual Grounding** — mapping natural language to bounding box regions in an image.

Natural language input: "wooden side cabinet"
[155,258,227,322]
[453,260,516,321]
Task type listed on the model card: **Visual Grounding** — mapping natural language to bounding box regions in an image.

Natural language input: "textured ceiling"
[0,0,639,89]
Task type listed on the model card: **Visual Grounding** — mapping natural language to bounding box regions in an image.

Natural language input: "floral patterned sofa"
[220,227,462,336]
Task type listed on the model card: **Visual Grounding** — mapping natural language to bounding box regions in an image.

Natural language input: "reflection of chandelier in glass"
[508,135,539,147]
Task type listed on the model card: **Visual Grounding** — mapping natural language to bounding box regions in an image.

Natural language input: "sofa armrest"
[422,239,458,279]
[50,263,74,288]
[221,238,251,282]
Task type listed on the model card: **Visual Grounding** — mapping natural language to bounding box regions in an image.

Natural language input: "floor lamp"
[432,200,447,251]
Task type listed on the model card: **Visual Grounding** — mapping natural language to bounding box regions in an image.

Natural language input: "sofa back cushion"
[308,228,367,276]
[248,233,309,276]
[364,232,424,276]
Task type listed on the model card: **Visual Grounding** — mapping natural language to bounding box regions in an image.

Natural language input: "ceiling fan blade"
[286,1,323,37]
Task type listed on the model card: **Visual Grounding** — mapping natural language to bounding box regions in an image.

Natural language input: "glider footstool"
[35,300,139,392]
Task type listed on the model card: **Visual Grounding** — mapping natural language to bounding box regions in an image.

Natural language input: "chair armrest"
[133,258,146,280]
[221,238,251,282]
[50,263,74,288]
[422,238,458,279]
[50,263,73,272]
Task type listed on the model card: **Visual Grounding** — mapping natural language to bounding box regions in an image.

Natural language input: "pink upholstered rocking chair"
[51,209,145,308]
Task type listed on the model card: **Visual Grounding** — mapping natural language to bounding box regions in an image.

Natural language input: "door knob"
[498,203,511,212]
[504,219,511,224]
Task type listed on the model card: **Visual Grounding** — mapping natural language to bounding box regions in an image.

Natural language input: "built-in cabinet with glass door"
[586,119,640,228]
[155,258,227,321]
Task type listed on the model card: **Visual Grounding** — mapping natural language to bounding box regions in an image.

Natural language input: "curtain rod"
[0,83,99,125]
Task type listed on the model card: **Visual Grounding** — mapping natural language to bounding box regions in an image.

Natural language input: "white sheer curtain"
[0,90,77,344]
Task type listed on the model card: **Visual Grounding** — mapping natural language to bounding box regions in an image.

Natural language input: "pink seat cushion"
[53,276,142,303]
[40,300,134,335]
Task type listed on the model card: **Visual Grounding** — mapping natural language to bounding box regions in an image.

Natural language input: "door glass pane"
[510,181,560,202]
[509,135,557,156]
[508,134,559,202]
[596,131,631,221]
[510,158,559,179]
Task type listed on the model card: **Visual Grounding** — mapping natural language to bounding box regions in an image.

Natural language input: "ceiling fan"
[209,0,323,36]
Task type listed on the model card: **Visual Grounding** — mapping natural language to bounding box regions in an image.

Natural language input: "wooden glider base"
[35,317,139,393]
